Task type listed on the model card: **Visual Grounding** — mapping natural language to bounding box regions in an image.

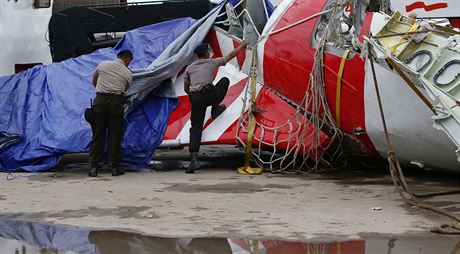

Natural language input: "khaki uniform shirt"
[184,57,226,92]
[94,59,132,95]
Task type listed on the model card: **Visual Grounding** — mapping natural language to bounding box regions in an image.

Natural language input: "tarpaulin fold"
[126,2,225,105]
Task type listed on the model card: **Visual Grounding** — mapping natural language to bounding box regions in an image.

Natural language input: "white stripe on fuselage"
[176,64,249,144]
[216,32,239,68]
[201,65,253,142]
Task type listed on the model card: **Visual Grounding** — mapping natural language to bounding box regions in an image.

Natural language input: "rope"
[373,29,458,39]
[335,49,350,128]
[336,242,342,254]
[386,239,396,254]
[450,240,460,254]
[250,240,260,254]
[306,243,329,254]
[235,0,348,173]
[217,0,247,18]
[237,48,263,175]
[236,9,261,37]
[374,38,460,198]
[6,172,26,180]
[216,7,262,37]
[257,8,334,42]
[367,43,460,235]
[414,189,460,198]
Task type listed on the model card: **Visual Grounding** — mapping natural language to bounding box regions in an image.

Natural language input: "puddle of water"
[163,182,293,193]
[0,217,458,254]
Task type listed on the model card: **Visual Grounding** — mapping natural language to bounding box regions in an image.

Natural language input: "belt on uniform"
[191,84,213,95]
[96,92,124,97]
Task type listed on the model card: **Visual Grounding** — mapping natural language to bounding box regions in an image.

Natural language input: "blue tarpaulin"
[126,2,224,107]
[0,18,196,172]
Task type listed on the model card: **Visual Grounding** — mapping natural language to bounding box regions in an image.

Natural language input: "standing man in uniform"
[184,41,247,174]
[89,50,133,177]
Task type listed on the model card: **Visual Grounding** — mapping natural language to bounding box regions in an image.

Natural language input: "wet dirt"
[2,146,459,252]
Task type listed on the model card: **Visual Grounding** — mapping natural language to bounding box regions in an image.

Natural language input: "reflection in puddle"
[0,217,458,254]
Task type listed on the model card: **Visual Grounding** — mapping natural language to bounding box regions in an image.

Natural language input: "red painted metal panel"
[262,1,379,156]
[205,29,223,59]
[263,0,322,105]
[163,95,191,140]
[233,40,246,69]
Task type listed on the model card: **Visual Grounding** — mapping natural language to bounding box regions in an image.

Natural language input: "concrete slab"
[0,146,459,242]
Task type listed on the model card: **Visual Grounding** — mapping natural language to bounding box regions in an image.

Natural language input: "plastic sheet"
[126,2,225,106]
[0,18,195,172]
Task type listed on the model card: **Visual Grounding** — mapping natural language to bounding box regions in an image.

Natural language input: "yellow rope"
[336,242,342,254]
[252,240,260,254]
[238,49,263,175]
[450,240,460,254]
[335,50,350,128]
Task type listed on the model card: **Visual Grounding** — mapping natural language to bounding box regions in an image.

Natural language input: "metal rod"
[373,29,457,39]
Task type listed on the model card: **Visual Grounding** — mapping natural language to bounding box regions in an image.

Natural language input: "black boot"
[186,152,200,174]
[88,163,100,177]
[211,104,226,119]
[111,165,125,176]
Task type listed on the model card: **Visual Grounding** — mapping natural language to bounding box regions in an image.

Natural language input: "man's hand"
[92,71,99,87]
[184,81,191,96]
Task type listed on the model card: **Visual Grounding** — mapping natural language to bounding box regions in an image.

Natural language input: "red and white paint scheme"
[162,0,460,172]
[3,0,459,172]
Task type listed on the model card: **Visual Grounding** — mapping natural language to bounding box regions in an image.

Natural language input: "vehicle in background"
[0,0,53,75]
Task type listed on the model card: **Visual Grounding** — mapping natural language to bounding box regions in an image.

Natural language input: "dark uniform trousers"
[89,93,124,166]
[189,77,229,153]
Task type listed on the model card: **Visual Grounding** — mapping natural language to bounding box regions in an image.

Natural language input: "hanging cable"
[367,42,460,235]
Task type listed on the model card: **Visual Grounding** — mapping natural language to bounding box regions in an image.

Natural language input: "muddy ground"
[0,145,459,243]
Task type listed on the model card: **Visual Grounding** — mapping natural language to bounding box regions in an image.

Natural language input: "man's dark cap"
[193,43,209,54]
[117,49,133,59]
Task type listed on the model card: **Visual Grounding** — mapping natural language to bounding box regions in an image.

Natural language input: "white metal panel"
[0,0,53,76]
[366,12,460,171]
[390,0,460,18]
[364,61,459,171]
